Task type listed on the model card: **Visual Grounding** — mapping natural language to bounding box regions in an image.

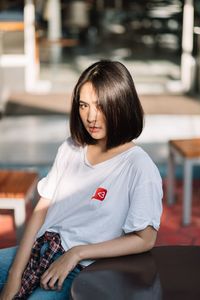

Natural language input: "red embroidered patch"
[92,187,107,201]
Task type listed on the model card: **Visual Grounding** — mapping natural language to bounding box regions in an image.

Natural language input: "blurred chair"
[167,138,200,225]
[0,0,39,114]
[0,170,38,243]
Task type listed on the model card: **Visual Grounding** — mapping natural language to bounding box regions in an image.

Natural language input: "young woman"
[0,60,163,300]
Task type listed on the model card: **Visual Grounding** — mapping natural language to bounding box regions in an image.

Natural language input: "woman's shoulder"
[56,137,82,159]
[59,137,81,151]
[127,145,153,164]
[126,145,161,180]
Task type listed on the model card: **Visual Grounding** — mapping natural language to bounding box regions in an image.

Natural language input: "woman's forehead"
[80,82,98,100]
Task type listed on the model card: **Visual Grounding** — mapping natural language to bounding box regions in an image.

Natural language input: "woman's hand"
[0,273,21,300]
[40,247,80,291]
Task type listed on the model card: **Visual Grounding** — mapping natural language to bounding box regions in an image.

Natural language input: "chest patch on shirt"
[92,187,107,201]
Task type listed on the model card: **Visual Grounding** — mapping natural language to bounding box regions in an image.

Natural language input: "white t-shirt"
[37,137,163,266]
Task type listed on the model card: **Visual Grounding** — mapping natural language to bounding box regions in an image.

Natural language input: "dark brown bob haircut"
[70,60,144,150]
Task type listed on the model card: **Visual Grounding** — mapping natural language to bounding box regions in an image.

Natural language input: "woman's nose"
[87,107,97,123]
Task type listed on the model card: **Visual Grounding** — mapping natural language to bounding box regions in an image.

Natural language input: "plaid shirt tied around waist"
[14,231,65,299]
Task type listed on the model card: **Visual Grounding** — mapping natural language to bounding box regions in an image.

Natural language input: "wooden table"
[167,138,200,225]
[0,170,38,242]
[70,246,200,300]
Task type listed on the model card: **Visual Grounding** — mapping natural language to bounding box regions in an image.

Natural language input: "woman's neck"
[86,141,135,166]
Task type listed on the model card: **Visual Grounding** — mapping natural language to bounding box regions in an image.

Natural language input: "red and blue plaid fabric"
[14,231,64,299]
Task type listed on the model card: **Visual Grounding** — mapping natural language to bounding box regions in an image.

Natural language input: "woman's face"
[79,82,107,144]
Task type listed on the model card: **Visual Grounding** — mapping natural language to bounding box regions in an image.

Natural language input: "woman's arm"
[40,226,157,291]
[9,197,50,275]
[77,225,157,260]
[0,197,50,300]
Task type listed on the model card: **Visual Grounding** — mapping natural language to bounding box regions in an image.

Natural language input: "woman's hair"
[70,60,144,149]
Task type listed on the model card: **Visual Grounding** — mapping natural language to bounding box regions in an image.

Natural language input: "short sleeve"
[37,142,66,200]
[122,174,163,233]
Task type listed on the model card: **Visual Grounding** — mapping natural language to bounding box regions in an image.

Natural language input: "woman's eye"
[79,103,87,109]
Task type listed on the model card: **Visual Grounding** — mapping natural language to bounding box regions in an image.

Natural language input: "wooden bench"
[167,138,200,225]
[0,170,38,243]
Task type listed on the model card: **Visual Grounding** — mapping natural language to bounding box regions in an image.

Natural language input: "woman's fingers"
[41,268,68,290]
[57,275,66,291]
[40,250,80,291]
[40,270,51,290]
[47,274,59,290]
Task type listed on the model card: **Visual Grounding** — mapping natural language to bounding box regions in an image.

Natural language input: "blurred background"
[0,0,199,247]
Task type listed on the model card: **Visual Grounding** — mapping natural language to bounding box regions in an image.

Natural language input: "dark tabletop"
[70,246,200,300]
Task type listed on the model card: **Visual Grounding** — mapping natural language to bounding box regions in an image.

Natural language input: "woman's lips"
[88,126,101,133]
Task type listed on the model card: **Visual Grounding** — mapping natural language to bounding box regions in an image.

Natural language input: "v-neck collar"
[83,144,138,169]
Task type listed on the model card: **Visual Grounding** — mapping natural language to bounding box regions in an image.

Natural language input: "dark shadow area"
[71,246,200,300]
[70,251,162,300]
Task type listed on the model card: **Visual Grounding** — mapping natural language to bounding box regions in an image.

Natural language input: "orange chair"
[167,138,200,225]
[0,170,38,242]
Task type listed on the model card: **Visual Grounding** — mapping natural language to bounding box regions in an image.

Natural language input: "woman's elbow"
[139,226,158,251]
[146,237,156,251]
[145,231,157,251]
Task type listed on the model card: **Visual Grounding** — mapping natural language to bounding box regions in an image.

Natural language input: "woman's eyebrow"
[79,100,98,104]
[79,100,89,106]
